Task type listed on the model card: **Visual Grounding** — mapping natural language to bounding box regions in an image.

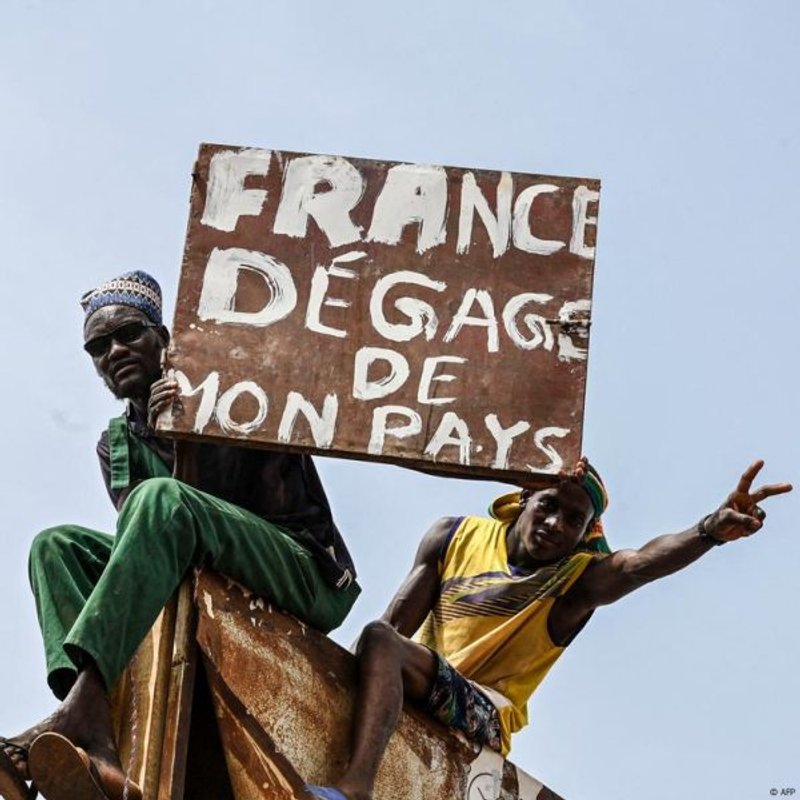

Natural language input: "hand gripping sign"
[157,144,600,484]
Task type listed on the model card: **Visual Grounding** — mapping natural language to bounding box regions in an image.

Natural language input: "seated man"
[0,271,360,800]
[308,460,791,800]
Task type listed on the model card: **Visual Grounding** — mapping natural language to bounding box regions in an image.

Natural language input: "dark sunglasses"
[83,321,159,358]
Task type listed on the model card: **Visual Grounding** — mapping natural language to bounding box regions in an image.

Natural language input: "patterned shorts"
[423,654,502,752]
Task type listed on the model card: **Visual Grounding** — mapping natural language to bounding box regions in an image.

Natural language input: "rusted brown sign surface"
[158,143,600,482]
[196,570,565,800]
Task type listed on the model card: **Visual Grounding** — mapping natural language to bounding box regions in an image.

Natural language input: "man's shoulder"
[449,513,504,540]
[425,514,501,568]
[96,429,109,458]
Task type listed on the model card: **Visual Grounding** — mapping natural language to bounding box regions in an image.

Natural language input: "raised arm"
[380,516,456,638]
[553,461,792,638]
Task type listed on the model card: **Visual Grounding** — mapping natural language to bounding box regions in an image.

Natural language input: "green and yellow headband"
[490,462,611,555]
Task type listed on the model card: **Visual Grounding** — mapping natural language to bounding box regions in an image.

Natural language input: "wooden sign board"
[158,143,600,483]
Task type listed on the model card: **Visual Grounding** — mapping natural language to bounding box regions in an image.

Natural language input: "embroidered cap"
[80,270,163,325]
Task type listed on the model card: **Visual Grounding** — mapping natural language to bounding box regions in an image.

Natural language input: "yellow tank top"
[416,515,595,755]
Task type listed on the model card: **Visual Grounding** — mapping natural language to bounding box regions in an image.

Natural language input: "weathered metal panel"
[195,570,565,800]
[159,144,600,484]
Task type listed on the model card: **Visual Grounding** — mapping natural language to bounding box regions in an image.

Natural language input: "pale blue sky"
[1,2,798,799]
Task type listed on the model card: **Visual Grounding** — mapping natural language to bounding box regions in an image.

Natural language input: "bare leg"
[3,657,130,798]
[332,620,437,800]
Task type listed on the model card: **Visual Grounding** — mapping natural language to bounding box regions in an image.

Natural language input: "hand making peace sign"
[703,460,792,544]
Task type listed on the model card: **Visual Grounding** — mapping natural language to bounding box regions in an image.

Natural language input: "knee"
[357,619,402,657]
[357,621,433,697]
[127,476,183,505]
[29,526,74,568]
[28,526,82,584]
[118,478,199,549]
[122,477,186,522]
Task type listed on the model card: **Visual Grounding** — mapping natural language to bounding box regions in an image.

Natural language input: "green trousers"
[28,477,360,699]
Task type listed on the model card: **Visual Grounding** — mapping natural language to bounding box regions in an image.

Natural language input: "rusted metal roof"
[196,571,565,800]
[113,572,567,798]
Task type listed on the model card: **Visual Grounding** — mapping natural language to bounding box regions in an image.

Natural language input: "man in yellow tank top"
[307,459,791,800]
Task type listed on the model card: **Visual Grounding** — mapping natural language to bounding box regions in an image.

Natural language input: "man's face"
[83,305,166,401]
[512,482,595,565]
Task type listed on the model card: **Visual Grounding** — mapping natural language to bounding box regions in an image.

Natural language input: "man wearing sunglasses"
[0,271,360,800]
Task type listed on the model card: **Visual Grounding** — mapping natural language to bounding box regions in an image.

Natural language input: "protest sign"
[158,144,600,482]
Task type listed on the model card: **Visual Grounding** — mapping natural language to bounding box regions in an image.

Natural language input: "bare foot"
[2,713,64,781]
[48,665,128,792]
[5,663,129,795]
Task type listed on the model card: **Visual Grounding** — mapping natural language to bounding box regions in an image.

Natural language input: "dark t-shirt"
[97,404,357,589]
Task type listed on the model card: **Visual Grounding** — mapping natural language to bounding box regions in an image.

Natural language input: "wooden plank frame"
[111,582,197,800]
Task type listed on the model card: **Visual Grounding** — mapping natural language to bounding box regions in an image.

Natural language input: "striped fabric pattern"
[432,559,570,623]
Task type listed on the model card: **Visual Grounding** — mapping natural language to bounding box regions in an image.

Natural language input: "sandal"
[306,787,349,800]
[28,733,139,800]
[0,740,36,800]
